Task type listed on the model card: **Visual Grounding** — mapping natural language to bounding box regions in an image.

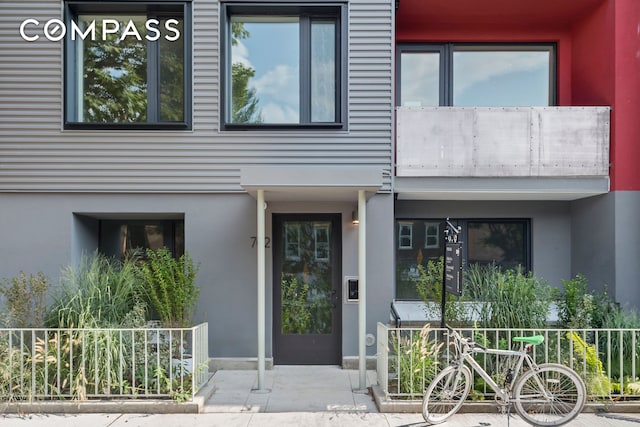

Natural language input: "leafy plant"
[138,247,200,328]
[556,274,595,329]
[415,258,472,326]
[568,331,611,396]
[0,271,48,328]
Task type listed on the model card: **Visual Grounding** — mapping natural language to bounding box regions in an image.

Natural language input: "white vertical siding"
[0,0,393,193]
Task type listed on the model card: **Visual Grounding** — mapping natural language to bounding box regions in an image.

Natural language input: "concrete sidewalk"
[3,411,640,426]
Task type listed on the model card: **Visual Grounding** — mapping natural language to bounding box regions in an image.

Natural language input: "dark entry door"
[273,214,342,365]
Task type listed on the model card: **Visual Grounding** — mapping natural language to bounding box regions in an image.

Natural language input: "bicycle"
[422,324,586,426]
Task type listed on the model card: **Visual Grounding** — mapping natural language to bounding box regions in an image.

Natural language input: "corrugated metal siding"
[0,0,393,193]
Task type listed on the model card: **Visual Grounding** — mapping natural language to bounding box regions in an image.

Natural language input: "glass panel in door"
[273,214,341,364]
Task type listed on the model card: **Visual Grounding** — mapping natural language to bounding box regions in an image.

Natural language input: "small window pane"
[401,52,440,107]
[78,15,148,123]
[467,221,526,270]
[453,50,550,106]
[311,21,336,122]
[230,17,299,124]
[425,222,440,249]
[159,17,185,122]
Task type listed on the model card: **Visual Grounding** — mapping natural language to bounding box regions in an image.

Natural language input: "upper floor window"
[222,3,345,129]
[397,44,555,107]
[64,1,191,129]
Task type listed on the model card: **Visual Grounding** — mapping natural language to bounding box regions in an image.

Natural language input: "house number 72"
[250,236,271,248]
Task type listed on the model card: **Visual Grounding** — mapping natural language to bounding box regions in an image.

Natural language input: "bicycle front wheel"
[422,365,472,425]
[512,363,586,426]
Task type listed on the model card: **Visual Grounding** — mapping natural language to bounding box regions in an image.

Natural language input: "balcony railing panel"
[396,106,610,178]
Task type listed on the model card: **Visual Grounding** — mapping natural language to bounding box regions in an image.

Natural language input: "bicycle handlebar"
[444,323,487,352]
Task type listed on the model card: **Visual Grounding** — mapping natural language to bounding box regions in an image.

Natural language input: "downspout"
[257,189,266,390]
[358,189,367,389]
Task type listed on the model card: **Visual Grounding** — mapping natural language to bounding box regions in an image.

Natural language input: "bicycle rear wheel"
[512,363,586,426]
[422,365,472,424]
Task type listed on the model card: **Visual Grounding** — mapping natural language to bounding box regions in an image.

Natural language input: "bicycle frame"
[460,347,534,402]
[448,329,537,403]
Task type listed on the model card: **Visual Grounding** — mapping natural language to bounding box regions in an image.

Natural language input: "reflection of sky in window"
[453,51,550,106]
[400,50,550,107]
[401,52,439,107]
[232,19,300,123]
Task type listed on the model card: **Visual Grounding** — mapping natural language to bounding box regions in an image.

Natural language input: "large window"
[222,3,345,129]
[397,44,555,107]
[99,219,184,260]
[64,2,191,129]
[395,219,531,299]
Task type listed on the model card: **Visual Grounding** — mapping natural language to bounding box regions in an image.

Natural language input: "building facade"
[0,0,638,369]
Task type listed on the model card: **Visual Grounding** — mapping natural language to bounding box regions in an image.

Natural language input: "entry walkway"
[203,365,379,413]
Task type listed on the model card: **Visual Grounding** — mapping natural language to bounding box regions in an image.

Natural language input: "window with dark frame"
[99,219,184,260]
[222,3,345,129]
[64,1,191,129]
[397,43,555,107]
[395,218,531,299]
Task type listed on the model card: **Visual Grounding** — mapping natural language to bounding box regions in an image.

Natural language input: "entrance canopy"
[240,166,383,201]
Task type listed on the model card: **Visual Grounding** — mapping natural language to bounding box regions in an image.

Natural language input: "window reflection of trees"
[79,15,184,124]
[230,22,263,123]
[81,16,148,123]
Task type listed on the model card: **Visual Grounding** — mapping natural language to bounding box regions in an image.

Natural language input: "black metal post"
[441,222,448,328]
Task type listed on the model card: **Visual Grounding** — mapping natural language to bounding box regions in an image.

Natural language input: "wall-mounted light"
[352,210,359,225]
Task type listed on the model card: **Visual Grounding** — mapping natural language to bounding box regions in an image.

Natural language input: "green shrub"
[568,331,611,396]
[46,252,145,328]
[415,258,472,326]
[556,274,595,329]
[138,247,200,327]
[465,263,552,329]
[0,271,48,328]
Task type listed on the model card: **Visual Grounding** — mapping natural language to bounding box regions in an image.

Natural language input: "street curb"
[0,374,216,415]
[371,384,640,414]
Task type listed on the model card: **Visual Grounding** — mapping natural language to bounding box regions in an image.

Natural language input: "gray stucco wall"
[570,194,615,296]
[571,191,640,309]
[614,192,640,309]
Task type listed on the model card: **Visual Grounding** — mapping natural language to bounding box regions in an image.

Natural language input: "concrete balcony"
[395,106,611,200]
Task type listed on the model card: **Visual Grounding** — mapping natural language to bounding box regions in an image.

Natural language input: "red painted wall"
[612,0,640,190]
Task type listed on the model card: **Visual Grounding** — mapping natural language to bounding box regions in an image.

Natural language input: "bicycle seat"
[512,335,544,345]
